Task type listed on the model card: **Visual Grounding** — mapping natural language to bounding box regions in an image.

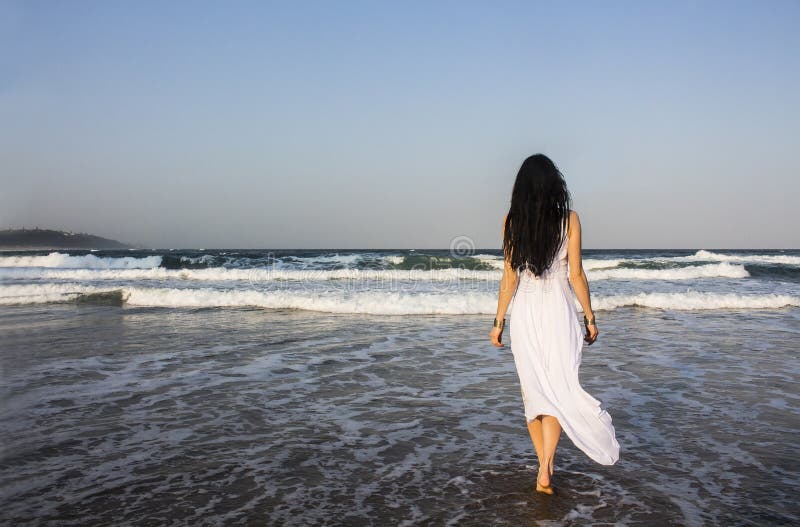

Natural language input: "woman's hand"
[490,327,504,347]
[584,321,598,345]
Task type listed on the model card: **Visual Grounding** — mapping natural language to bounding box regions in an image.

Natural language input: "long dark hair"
[503,154,572,277]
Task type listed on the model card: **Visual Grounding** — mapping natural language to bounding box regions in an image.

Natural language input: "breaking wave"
[669,249,800,266]
[0,252,162,269]
[0,263,749,282]
[2,284,797,314]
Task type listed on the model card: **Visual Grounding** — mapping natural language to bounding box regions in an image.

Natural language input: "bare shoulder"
[568,210,581,236]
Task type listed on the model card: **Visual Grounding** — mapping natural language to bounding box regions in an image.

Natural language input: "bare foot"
[536,464,553,494]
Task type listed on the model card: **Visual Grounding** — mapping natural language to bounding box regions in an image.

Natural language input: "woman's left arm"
[490,216,517,347]
[494,254,518,322]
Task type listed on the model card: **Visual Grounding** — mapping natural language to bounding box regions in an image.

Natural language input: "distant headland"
[0,228,132,250]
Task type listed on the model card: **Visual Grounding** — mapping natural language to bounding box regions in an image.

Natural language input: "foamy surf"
[0,252,163,269]
[0,262,749,282]
[2,284,797,313]
[588,262,748,280]
[592,291,800,311]
[473,254,623,271]
[0,284,496,314]
[0,267,503,282]
[667,249,800,266]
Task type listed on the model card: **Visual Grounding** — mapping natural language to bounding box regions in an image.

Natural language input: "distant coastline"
[0,228,131,250]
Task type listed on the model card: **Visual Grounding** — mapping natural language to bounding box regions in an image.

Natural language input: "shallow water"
[2,304,798,526]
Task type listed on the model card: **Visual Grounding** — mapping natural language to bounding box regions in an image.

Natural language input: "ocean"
[1,248,798,526]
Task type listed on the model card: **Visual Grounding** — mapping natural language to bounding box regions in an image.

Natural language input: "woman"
[489,154,620,495]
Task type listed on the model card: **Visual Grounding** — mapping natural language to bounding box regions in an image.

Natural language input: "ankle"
[538,464,550,479]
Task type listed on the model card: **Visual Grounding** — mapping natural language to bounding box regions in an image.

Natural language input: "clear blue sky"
[1,0,798,248]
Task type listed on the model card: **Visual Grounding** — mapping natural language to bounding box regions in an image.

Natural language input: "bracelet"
[584,315,596,326]
[493,318,506,330]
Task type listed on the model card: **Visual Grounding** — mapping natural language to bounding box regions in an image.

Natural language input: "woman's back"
[517,225,570,284]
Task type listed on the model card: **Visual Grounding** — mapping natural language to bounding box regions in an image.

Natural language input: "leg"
[528,415,554,494]
[526,415,545,466]
[539,415,562,487]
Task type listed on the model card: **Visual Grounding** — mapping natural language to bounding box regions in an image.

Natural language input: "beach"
[1,248,799,525]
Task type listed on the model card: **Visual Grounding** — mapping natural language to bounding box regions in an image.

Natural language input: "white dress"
[508,229,620,465]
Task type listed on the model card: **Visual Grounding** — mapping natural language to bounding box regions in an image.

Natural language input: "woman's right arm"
[566,210,598,344]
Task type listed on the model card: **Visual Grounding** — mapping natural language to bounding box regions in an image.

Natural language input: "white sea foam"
[593,291,800,311]
[179,254,215,265]
[472,255,624,272]
[0,283,99,304]
[3,250,792,275]
[0,262,748,282]
[2,284,797,313]
[0,267,501,282]
[286,253,363,267]
[472,254,505,270]
[0,284,496,314]
[588,262,749,280]
[668,250,800,266]
[0,252,162,269]
[124,288,497,314]
[383,255,406,266]
[469,251,800,271]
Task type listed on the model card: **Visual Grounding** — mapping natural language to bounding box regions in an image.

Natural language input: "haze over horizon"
[2,1,798,250]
